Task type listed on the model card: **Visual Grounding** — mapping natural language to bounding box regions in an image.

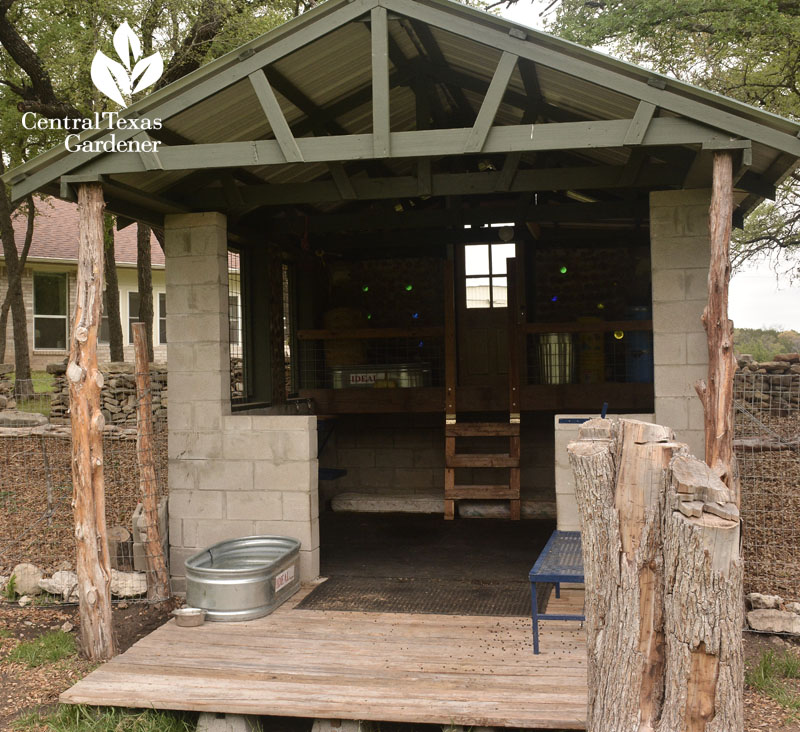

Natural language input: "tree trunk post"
[69,182,115,661]
[132,322,170,601]
[694,151,739,504]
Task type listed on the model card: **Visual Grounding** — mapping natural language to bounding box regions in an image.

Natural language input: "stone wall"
[47,361,168,426]
[0,364,15,410]
[736,353,800,412]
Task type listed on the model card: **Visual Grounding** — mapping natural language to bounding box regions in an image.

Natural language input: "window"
[464,243,515,309]
[99,291,110,343]
[158,293,167,344]
[229,295,241,345]
[128,291,140,343]
[33,272,68,349]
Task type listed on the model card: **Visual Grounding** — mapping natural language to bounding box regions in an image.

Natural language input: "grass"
[746,649,800,719]
[5,631,76,668]
[12,706,198,732]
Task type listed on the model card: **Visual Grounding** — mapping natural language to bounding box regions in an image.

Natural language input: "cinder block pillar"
[165,213,319,592]
[649,190,710,458]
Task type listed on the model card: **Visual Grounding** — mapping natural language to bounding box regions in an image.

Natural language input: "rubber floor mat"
[296,576,552,617]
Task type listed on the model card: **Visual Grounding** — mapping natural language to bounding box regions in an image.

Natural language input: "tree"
[103,214,124,362]
[517,0,800,278]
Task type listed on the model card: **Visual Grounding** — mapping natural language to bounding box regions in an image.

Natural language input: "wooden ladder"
[443,258,523,520]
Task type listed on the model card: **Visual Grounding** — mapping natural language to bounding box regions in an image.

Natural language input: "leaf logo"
[91,22,163,107]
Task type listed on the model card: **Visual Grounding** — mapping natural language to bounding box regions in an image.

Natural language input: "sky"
[497,2,800,332]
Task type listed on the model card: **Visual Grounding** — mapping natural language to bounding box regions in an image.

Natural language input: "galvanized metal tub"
[184,536,301,622]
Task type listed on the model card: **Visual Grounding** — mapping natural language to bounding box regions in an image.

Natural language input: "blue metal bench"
[529,530,585,654]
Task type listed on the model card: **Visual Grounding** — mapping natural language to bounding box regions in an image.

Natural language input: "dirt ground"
[0,598,178,731]
[0,598,797,732]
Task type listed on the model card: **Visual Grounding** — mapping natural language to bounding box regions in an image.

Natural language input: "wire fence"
[0,376,168,604]
[735,366,800,602]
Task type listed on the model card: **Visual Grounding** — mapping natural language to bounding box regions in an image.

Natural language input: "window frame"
[464,242,515,310]
[32,271,68,351]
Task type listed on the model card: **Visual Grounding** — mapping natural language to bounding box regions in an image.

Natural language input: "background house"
[1,197,166,369]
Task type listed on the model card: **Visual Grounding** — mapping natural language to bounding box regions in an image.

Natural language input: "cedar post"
[69,183,115,661]
[694,151,740,504]
[132,322,170,601]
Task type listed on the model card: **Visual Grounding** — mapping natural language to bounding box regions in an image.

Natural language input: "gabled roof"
[4,197,163,267]
[4,0,799,236]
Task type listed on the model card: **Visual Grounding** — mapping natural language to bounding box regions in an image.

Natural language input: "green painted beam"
[249,69,304,162]
[623,102,656,146]
[62,117,743,182]
[371,6,391,157]
[463,51,518,153]
[184,161,684,209]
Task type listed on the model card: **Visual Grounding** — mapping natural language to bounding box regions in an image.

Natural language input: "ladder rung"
[446,454,519,468]
[446,485,520,500]
[446,422,520,437]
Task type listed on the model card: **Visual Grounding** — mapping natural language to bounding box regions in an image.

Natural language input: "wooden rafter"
[371,6,391,157]
[183,162,684,210]
[64,117,746,182]
[249,69,304,163]
[464,52,518,153]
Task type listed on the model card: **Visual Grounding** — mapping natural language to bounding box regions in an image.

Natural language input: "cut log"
[132,323,170,601]
[659,457,743,732]
[69,183,115,661]
[568,418,677,732]
[568,418,743,732]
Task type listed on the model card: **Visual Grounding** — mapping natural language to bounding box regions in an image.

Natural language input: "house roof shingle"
[8,197,164,268]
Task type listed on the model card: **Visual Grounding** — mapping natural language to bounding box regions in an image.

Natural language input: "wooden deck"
[61,585,587,729]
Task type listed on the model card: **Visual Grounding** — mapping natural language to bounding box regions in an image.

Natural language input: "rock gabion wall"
[48,362,168,426]
[735,353,800,412]
[0,364,15,411]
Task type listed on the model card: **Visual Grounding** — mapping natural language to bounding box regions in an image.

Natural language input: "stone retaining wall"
[735,353,800,412]
[47,361,168,426]
[0,364,15,410]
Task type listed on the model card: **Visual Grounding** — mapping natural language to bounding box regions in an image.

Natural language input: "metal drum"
[538,333,575,385]
[185,536,301,622]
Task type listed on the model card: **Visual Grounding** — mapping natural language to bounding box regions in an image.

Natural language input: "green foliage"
[746,650,800,716]
[12,705,197,732]
[733,328,800,361]
[3,574,17,600]
[5,631,76,668]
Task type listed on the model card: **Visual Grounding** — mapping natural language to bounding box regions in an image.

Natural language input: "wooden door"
[456,241,518,388]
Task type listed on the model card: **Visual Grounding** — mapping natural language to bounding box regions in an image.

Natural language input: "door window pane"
[34,317,67,350]
[491,276,508,307]
[491,243,516,275]
[464,245,489,275]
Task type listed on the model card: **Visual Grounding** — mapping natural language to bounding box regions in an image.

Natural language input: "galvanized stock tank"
[184,536,301,622]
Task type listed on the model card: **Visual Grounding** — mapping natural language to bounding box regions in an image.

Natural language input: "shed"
[5,0,800,594]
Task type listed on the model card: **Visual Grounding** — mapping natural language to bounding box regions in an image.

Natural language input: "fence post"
[133,322,170,601]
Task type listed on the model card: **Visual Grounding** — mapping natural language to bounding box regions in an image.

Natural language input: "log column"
[69,182,115,661]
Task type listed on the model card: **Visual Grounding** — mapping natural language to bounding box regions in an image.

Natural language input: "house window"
[229,295,241,345]
[99,291,110,343]
[464,243,515,309]
[33,272,68,349]
[128,291,140,343]
[158,293,167,344]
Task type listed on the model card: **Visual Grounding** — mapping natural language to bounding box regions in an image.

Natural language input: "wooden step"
[445,484,519,500]
[445,422,520,437]
[446,454,519,468]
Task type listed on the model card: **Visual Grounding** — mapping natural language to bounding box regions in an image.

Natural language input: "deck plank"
[61,586,588,729]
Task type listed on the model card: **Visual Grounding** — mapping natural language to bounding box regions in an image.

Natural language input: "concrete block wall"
[318,413,555,512]
[650,189,710,459]
[165,212,318,592]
